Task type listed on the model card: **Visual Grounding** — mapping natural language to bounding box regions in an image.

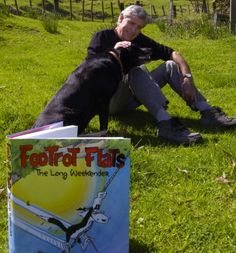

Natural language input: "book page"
[13,125,78,139]
[8,121,64,139]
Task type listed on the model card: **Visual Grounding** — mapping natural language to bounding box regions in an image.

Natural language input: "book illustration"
[8,138,130,253]
[8,177,114,252]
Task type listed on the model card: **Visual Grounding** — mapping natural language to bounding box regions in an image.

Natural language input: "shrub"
[41,14,59,34]
[156,15,229,40]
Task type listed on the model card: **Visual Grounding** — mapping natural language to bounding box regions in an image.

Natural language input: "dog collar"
[108,50,124,76]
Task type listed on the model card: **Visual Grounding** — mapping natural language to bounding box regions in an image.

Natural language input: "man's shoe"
[157,117,202,145]
[200,106,236,128]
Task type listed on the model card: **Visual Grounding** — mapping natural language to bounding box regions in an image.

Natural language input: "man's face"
[116,15,146,41]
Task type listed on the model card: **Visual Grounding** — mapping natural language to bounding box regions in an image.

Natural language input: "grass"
[1,9,236,253]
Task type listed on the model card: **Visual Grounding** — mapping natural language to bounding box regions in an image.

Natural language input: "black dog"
[33,44,151,135]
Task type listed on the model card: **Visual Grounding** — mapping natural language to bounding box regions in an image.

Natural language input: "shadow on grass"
[110,110,203,147]
[111,109,156,131]
[130,238,153,253]
[87,109,236,147]
[109,109,236,147]
[110,109,159,147]
[179,116,236,134]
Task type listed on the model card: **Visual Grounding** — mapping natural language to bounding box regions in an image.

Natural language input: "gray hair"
[117,5,151,25]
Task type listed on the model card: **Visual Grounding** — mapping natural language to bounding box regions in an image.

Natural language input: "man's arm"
[171,51,197,103]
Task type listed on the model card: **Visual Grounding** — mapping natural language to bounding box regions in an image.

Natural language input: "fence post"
[42,0,45,12]
[230,0,236,34]
[29,0,32,8]
[162,5,165,16]
[195,0,199,13]
[110,2,114,23]
[82,0,85,21]
[14,0,19,15]
[152,5,157,18]
[118,0,124,11]
[101,0,104,22]
[69,0,73,20]
[54,0,59,12]
[91,0,94,21]
[168,0,173,25]
[213,12,217,27]
[202,0,207,13]
[173,5,177,18]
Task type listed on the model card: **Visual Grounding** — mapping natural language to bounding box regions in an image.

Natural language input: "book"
[7,123,130,253]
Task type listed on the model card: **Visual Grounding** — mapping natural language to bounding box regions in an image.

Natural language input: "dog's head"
[115,44,152,74]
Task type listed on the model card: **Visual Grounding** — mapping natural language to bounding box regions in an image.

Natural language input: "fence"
[1,0,121,21]
[0,0,232,27]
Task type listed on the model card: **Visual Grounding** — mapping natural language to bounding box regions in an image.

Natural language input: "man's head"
[115,5,151,41]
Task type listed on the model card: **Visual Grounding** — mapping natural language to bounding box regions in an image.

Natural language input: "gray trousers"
[109,61,207,120]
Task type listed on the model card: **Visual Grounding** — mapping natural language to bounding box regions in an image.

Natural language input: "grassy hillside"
[1,11,236,252]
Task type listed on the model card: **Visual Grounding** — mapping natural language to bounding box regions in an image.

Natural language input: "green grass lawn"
[1,10,236,253]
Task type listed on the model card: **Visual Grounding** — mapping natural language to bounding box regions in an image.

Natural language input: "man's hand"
[181,77,197,103]
[114,41,131,49]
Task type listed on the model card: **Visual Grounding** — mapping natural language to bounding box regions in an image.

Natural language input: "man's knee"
[128,65,148,78]
[165,60,180,76]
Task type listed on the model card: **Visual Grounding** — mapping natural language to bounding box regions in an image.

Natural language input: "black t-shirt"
[87,29,174,61]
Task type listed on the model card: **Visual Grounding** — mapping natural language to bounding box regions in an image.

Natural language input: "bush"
[41,14,59,34]
[156,15,229,40]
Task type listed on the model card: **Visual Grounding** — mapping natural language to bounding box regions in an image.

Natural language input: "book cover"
[7,126,130,253]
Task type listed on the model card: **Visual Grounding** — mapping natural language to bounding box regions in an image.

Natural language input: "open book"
[7,122,130,253]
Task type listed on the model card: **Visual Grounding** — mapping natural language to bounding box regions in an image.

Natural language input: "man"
[87,5,236,145]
